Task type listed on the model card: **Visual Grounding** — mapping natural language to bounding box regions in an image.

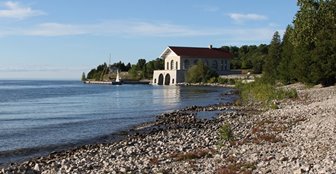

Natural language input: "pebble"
[0,84,335,173]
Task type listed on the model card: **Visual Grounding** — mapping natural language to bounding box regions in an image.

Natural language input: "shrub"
[228,79,236,85]
[217,78,229,84]
[236,78,298,108]
[219,123,233,142]
[208,77,218,83]
[186,61,218,83]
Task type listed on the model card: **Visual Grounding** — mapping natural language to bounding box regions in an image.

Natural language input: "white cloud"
[0,21,217,37]
[24,23,88,36]
[0,1,44,19]
[227,13,267,23]
[0,20,281,44]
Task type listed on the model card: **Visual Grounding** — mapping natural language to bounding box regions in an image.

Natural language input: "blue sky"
[0,0,298,80]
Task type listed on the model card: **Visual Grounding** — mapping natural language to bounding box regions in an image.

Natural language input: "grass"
[236,78,298,109]
[207,77,237,85]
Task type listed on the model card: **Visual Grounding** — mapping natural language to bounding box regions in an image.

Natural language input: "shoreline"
[0,102,237,173]
[1,84,335,173]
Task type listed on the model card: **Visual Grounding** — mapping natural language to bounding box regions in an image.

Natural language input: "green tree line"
[85,58,164,81]
[222,0,335,86]
[261,0,335,86]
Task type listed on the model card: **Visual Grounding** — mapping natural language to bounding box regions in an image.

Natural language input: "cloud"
[0,1,44,19]
[0,20,281,44]
[227,13,267,23]
[0,21,216,37]
[24,23,88,36]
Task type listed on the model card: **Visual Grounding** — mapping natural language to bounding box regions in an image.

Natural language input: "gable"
[160,47,178,59]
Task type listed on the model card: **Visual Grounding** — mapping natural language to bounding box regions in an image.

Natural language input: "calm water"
[0,80,235,164]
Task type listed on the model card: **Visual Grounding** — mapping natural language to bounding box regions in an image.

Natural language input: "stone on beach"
[0,84,335,173]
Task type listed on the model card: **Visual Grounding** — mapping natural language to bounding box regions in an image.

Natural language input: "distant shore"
[83,80,151,85]
[1,84,335,173]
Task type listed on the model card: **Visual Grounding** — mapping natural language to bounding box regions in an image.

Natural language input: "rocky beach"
[1,84,335,174]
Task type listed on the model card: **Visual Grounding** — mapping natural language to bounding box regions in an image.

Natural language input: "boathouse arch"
[158,74,164,85]
[164,74,170,85]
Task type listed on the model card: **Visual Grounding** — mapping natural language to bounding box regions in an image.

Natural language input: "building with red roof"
[153,45,232,85]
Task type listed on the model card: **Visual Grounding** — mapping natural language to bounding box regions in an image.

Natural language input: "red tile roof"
[168,46,232,59]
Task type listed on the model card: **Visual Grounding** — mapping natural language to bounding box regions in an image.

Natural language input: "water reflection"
[152,86,181,106]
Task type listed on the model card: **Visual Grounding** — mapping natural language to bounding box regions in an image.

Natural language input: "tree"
[81,72,86,81]
[86,63,109,80]
[292,0,336,86]
[310,0,336,86]
[136,59,146,70]
[278,25,295,84]
[144,58,164,79]
[263,31,282,84]
[128,65,140,79]
[251,44,268,74]
[126,63,131,71]
[186,60,218,83]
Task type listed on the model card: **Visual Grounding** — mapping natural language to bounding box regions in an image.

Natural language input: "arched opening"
[193,59,198,65]
[164,74,170,85]
[158,74,164,85]
[166,62,169,70]
[183,59,190,69]
[170,60,174,70]
[176,61,178,70]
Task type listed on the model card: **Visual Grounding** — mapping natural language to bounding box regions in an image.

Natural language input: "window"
[211,60,218,70]
[172,79,175,84]
[171,60,174,70]
[221,60,224,71]
[224,60,227,70]
[183,59,190,69]
[176,61,178,70]
[166,62,169,70]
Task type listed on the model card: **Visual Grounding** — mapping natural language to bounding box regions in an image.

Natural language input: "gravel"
[1,84,335,174]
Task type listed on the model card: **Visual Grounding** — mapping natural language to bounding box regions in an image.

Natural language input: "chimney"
[209,45,213,49]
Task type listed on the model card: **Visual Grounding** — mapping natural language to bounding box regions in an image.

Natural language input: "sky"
[0,0,298,80]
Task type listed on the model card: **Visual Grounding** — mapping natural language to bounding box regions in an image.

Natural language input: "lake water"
[0,80,235,164]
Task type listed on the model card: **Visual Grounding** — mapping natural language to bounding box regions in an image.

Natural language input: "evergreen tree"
[278,25,295,84]
[81,72,86,81]
[263,31,281,84]
[292,0,336,86]
[311,0,336,86]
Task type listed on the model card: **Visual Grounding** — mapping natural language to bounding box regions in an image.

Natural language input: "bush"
[217,78,229,84]
[236,78,298,108]
[208,77,218,83]
[186,61,218,83]
[219,123,233,142]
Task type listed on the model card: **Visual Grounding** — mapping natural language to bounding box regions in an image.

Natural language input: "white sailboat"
[112,69,122,85]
